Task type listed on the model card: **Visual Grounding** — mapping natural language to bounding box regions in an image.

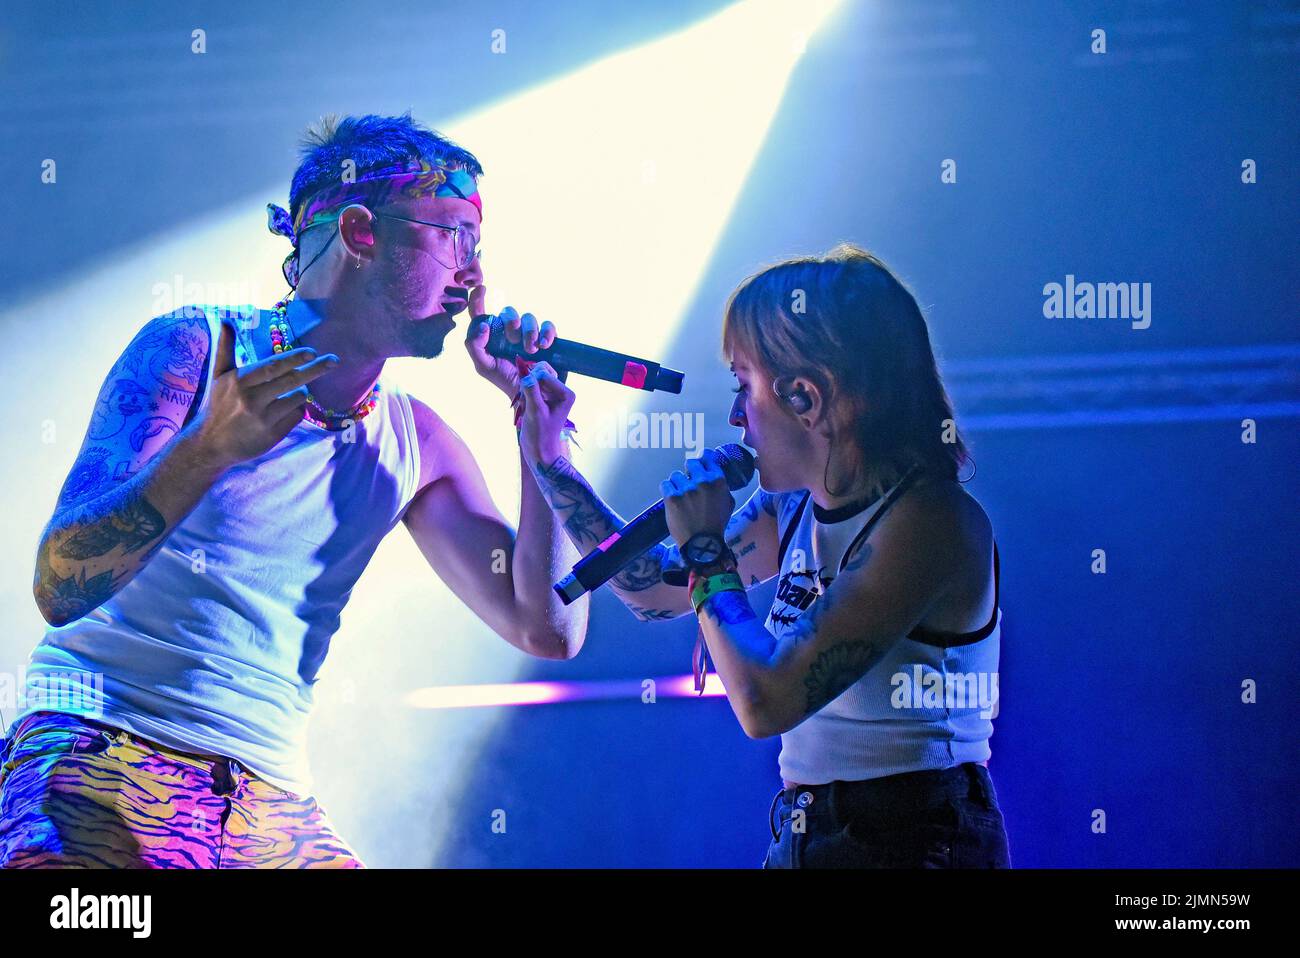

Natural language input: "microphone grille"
[717,443,756,490]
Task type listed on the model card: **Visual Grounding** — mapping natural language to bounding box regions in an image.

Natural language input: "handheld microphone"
[553,443,755,605]
[485,317,685,393]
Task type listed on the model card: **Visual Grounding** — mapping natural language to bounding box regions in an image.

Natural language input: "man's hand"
[464,285,556,397]
[191,319,338,470]
[660,449,736,548]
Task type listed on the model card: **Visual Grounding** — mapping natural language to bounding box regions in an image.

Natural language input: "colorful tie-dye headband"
[267,159,482,287]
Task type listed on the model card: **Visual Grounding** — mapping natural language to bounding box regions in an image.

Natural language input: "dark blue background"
[3,0,1295,866]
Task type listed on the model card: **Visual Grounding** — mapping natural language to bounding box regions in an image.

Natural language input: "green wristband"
[690,572,745,614]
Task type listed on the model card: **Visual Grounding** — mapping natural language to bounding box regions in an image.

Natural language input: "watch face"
[684,533,724,565]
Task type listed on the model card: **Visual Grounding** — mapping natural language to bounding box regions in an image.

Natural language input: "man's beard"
[398,313,455,359]
[378,263,457,359]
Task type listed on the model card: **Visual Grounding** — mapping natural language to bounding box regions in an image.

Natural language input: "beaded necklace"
[267,298,380,431]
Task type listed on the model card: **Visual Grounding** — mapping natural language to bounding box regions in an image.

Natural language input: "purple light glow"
[404,673,727,709]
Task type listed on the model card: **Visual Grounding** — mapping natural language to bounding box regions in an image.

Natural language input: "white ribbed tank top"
[768,470,1001,785]
[22,306,422,795]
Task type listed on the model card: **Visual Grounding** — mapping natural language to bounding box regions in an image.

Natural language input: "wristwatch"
[681,531,737,575]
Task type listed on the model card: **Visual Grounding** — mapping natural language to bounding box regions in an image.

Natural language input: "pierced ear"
[338,204,376,258]
[770,376,809,416]
[806,380,843,438]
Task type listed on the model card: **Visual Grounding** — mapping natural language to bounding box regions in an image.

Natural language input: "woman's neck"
[809,448,879,512]
[811,481,881,519]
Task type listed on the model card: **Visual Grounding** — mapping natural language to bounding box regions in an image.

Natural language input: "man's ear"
[337,204,376,261]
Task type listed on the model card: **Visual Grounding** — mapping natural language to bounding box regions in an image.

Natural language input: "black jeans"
[763,762,1011,868]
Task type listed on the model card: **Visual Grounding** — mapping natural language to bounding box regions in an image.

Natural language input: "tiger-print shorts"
[0,711,364,869]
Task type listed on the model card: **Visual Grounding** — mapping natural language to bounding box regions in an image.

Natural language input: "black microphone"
[485,317,685,393]
[553,444,755,605]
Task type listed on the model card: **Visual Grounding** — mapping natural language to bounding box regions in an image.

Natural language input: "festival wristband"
[687,569,742,694]
[689,571,745,615]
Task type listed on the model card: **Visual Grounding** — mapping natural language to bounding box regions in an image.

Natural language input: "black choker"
[812,492,882,525]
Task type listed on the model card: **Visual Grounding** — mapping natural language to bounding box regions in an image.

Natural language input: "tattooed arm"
[34,311,227,627]
[693,481,986,739]
[39,307,344,627]
[511,359,779,621]
[527,454,783,622]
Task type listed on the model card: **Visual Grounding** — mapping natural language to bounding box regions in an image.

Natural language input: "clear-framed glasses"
[372,212,482,270]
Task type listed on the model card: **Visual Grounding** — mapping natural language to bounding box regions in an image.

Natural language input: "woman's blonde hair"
[721,243,970,500]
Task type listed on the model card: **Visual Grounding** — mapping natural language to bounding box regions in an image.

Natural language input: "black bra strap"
[909,541,1001,647]
[838,466,922,574]
[776,492,812,569]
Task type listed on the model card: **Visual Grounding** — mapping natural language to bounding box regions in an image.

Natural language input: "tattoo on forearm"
[56,492,167,560]
[723,494,768,552]
[611,550,668,593]
[531,456,620,546]
[628,604,678,621]
[34,542,128,625]
[530,455,667,594]
[36,482,169,622]
[701,589,758,626]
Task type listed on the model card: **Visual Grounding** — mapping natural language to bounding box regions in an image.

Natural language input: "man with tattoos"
[517,245,1011,868]
[1,114,587,868]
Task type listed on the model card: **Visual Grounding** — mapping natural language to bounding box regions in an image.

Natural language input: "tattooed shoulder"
[56,313,203,517]
[135,310,209,392]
